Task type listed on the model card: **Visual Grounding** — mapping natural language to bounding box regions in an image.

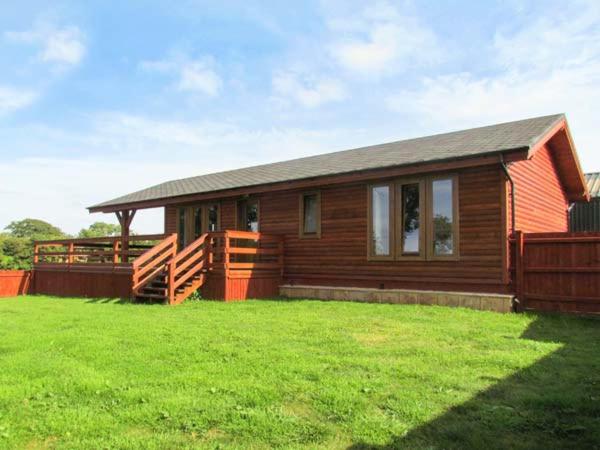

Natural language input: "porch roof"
[90,114,578,211]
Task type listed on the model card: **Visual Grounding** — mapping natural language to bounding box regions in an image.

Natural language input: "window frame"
[366,174,459,262]
[395,179,426,261]
[426,175,460,261]
[367,182,395,261]
[299,191,322,239]
[235,197,260,232]
[176,202,221,249]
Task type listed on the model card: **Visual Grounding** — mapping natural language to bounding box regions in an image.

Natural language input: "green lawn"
[0,297,599,449]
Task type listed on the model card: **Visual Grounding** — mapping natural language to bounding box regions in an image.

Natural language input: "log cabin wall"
[166,164,509,294]
[508,143,569,232]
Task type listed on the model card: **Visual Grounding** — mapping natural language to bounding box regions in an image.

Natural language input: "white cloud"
[272,71,346,108]
[177,62,222,96]
[5,24,85,67]
[0,85,37,115]
[390,1,600,171]
[141,54,222,97]
[0,112,375,233]
[326,1,440,76]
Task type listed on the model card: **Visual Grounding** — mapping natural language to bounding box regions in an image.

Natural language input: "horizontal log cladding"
[168,165,510,294]
[508,144,569,232]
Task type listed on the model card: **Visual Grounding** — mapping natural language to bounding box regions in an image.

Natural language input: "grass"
[0,296,599,449]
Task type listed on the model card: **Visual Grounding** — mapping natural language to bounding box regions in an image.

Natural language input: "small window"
[428,177,459,259]
[299,192,321,238]
[369,184,393,258]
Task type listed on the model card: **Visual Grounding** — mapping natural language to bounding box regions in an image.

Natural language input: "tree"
[5,219,68,241]
[78,222,121,238]
[1,219,69,270]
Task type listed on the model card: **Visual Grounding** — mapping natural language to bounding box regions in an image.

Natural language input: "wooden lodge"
[32,114,598,313]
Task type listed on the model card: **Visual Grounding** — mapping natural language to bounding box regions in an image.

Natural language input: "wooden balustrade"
[131,234,177,294]
[33,234,168,266]
[208,230,284,274]
[33,230,284,304]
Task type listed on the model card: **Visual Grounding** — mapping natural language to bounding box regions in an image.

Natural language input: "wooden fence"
[0,270,31,297]
[513,231,600,313]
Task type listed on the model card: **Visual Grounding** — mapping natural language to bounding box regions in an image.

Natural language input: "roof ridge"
[90,113,568,210]
[136,113,566,188]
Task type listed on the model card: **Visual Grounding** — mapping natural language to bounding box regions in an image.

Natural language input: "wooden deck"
[33,231,283,303]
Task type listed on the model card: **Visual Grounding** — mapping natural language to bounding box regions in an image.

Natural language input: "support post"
[116,209,136,264]
[33,243,39,264]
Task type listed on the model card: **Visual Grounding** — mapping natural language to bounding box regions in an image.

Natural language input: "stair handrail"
[132,234,177,296]
[132,234,177,270]
[167,233,209,303]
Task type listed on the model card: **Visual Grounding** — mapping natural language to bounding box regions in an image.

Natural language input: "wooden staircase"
[132,233,210,304]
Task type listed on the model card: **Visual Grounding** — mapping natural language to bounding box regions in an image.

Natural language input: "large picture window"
[368,175,458,261]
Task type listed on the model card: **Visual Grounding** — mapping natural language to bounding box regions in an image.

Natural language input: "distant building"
[570,173,600,231]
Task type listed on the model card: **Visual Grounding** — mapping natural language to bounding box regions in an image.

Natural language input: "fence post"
[168,261,175,305]
[515,230,525,311]
[33,243,39,264]
[113,240,120,264]
[67,242,75,265]
[224,231,230,276]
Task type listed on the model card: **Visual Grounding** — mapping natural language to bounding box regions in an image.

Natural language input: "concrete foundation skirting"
[279,285,514,313]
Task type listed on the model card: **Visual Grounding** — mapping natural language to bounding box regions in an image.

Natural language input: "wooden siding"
[168,165,509,294]
[203,272,281,301]
[165,205,177,234]
[0,270,31,297]
[508,144,569,232]
[33,267,132,299]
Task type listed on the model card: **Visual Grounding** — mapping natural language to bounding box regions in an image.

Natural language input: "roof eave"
[88,149,528,214]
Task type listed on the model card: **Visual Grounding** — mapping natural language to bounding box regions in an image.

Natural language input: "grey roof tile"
[92,113,564,209]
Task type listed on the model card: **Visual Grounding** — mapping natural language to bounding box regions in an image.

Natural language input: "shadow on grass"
[349,314,600,450]
[82,297,132,305]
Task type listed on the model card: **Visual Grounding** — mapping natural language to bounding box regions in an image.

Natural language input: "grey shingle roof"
[91,113,565,210]
[585,173,600,198]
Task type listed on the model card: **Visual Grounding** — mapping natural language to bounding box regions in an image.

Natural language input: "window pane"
[193,208,202,238]
[208,205,219,232]
[303,194,317,233]
[178,208,186,249]
[432,179,454,255]
[401,184,420,254]
[246,202,259,232]
[371,186,390,256]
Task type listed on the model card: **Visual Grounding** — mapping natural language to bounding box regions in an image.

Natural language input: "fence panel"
[513,232,600,313]
[0,270,31,297]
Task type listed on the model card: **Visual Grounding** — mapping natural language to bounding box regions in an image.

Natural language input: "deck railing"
[208,230,284,276]
[33,234,169,267]
[33,230,284,303]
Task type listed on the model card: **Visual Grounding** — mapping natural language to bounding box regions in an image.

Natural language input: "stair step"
[135,293,167,300]
[142,286,167,294]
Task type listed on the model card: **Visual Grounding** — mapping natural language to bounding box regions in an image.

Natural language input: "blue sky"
[1,0,599,234]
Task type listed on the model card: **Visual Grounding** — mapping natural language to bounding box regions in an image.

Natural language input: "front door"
[177,203,220,249]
